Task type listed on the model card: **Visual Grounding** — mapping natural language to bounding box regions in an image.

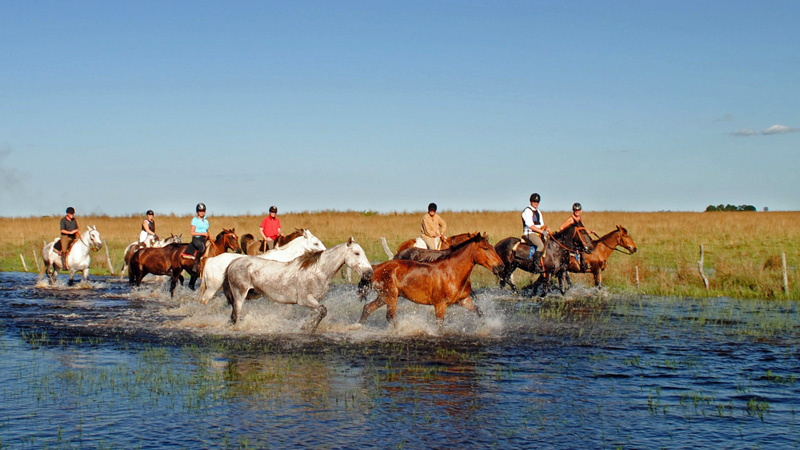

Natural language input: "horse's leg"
[594,269,602,288]
[356,277,372,301]
[359,292,388,325]
[170,269,181,297]
[82,268,90,284]
[433,302,448,332]
[188,273,198,290]
[299,295,328,332]
[457,296,483,318]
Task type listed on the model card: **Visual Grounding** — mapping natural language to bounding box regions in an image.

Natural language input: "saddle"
[53,239,76,254]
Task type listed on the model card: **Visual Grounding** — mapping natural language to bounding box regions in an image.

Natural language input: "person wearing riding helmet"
[421,202,447,250]
[559,203,594,272]
[182,203,210,270]
[259,205,282,250]
[139,210,158,247]
[522,193,549,272]
[59,206,79,269]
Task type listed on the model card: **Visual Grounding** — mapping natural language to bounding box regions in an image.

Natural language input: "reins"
[77,229,102,252]
[548,226,588,253]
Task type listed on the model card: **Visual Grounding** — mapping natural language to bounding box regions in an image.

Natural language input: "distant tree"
[704,203,757,212]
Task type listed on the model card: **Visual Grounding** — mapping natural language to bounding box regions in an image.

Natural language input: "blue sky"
[1,1,798,217]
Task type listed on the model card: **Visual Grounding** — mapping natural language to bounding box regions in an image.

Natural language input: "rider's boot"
[532,251,543,272]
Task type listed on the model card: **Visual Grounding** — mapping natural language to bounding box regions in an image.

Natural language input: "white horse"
[198,229,325,304]
[119,234,183,281]
[42,226,103,286]
[222,237,374,331]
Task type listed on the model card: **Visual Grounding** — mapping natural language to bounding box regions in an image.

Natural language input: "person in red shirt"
[259,206,282,250]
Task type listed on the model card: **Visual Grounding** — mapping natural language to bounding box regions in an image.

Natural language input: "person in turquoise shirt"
[182,203,210,269]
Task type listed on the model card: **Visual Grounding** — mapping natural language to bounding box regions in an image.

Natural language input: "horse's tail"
[221,267,234,307]
[128,253,140,285]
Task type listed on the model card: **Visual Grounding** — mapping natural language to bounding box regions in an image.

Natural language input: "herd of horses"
[40,220,637,332]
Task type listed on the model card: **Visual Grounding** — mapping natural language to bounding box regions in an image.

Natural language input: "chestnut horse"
[128,228,241,296]
[395,232,475,254]
[240,228,305,255]
[119,234,183,281]
[358,233,504,331]
[494,221,594,296]
[567,225,637,287]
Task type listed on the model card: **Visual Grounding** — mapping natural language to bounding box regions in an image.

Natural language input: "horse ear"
[348,236,354,246]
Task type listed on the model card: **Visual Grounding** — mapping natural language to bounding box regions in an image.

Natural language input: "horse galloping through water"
[128,228,241,296]
[240,228,305,256]
[42,226,104,286]
[222,238,373,330]
[494,221,594,296]
[119,234,183,281]
[199,229,326,304]
[567,225,637,287]
[359,233,504,331]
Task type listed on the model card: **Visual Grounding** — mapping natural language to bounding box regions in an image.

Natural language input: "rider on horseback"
[139,210,158,247]
[522,193,549,272]
[182,203,210,272]
[558,202,594,272]
[59,207,79,270]
[421,202,447,250]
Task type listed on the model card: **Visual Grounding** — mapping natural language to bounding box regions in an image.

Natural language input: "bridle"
[549,226,590,253]
[77,229,102,252]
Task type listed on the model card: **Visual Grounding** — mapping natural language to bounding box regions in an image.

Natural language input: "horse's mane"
[553,220,583,240]
[297,249,324,270]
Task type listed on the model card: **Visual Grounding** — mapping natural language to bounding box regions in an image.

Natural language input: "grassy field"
[1,210,798,299]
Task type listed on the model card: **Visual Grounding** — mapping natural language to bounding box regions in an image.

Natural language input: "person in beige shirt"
[421,202,447,249]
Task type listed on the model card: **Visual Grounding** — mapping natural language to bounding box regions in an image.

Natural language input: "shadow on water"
[1,271,800,449]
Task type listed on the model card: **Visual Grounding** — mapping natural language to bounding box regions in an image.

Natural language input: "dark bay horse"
[393,232,480,262]
[129,228,241,296]
[240,228,304,255]
[358,233,504,331]
[494,221,594,296]
[567,225,637,287]
[395,232,475,254]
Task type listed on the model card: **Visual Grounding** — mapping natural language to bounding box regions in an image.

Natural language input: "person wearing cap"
[138,210,158,247]
[559,202,595,272]
[182,203,210,265]
[259,206,282,250]
[521,193,549,272]
[420,202,447,250]
[59,206,79,269]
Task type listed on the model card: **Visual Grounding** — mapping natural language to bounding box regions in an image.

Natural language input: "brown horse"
[395,232,475,254]
[359,233,504,331]
[494,221,594,296]
[129,228,241,296]
[566,225,637,287]
[240,228,305,256]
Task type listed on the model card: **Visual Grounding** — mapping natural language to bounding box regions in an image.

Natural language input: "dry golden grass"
[2,210,798,299]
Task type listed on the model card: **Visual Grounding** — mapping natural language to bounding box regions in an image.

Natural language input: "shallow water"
[1,272,799,449]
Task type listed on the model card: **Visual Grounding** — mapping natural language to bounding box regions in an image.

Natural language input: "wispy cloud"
[731,124,800,136]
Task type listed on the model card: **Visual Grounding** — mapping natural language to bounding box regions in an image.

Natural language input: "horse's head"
[301,229,327,253]
[616,225,637,254]
[557,221,594,254]
[86,226,103,251]
[344,237,374,279]
[221,228,242,254]
[472,233,505,276]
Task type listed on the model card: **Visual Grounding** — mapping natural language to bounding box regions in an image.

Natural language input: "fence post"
[19,254,28,272]
[782,252,789,295]
[635,266,640,290]
[32,248,40,272]
[697,244,709,291]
